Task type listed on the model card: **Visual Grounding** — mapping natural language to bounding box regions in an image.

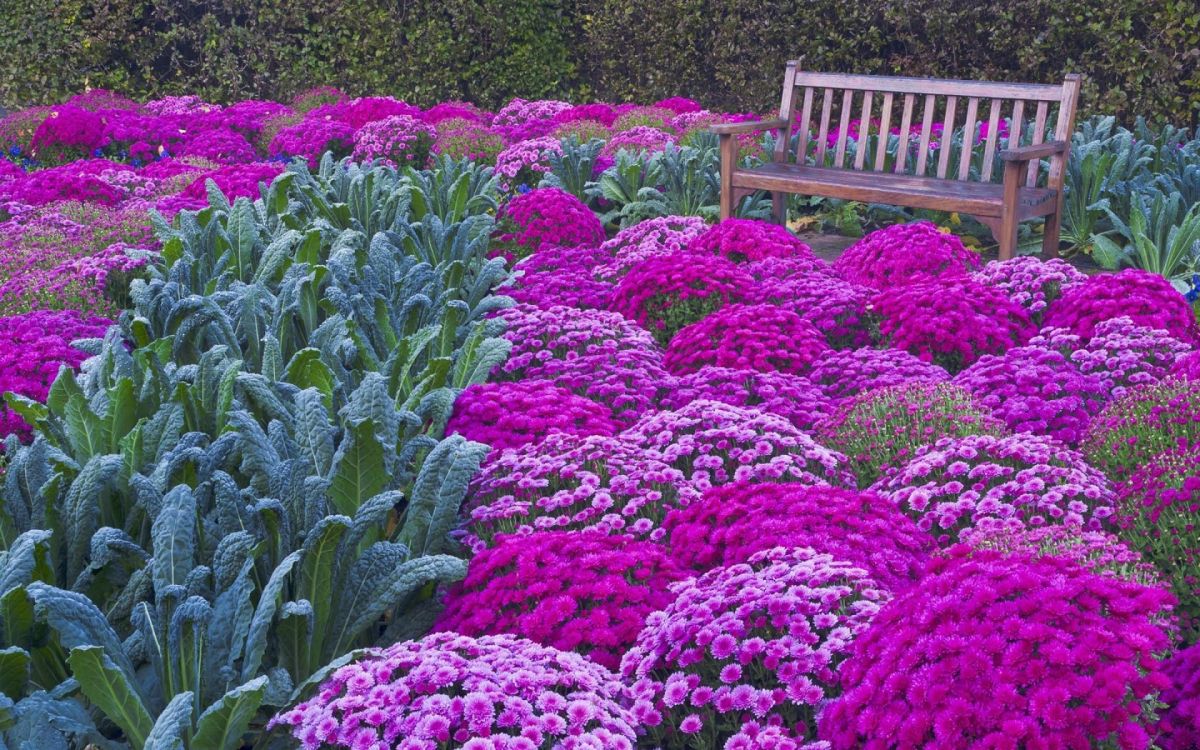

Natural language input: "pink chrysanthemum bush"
[958,524,1164,587]
[1159,644,1200,750]
[494,137,563,191]
[817,383,1006,487]
[833,221,981,289]
[1171,350,1200,381]
[621,546,890,750]
[1113,444,1200,640]
[1055,316,1193,398]
[952,345,1108,445]
[972,255,1087,323]
[1082,379,1200,480]
[268,118,355,166]
[872,432,1116,546]
[493,188,605,262]
[446,381,619,453]
[591,215,709,284]
[436,531,685,670]
[687,219,815,264]
[351,114,436,167]
[807,347,949,402]
[611,253,752,346]
[663,366,833,433]
[755,274,872,349]
[870,278,1036,374]
[433,117,505,163]
[663,482,933,590]
[621,400,853,491]
[269,632,639,750]
[462,432,692,551]
[820,547,1177,750]
[664,303,830,376]
[508,269,615,311]
[1042,268,1198,342]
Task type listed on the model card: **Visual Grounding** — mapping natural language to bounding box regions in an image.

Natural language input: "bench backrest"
[774,65,1080,190]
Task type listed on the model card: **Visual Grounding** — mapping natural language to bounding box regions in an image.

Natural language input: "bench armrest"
[999,140,1068,162]
[709,118,788,135]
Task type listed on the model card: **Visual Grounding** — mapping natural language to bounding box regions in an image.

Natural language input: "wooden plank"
[936,96,958,178]
[895,93,915,173]
[1027,100,1049,186]
[814,88,834,165]
[795,87,815,165]
[788,70,1063,100]
[915,94,936,175]
[854,91,873,170]
[1009,100,1025,152]
[833,89,853,168]
[980,98,1003,181]
[875,92,894,171]
[1043,74,1082,257]
[958,97,979,180]
[773,63,799,163]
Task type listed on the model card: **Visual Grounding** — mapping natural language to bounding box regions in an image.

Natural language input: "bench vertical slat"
[915,94,936,175]
[875,92,895,171]
[1027,100,1050,186]
[958,97,979,180]
[815,88,834,165]
[854,91,873,170]
[1010,100,1025,151]
[834,89,854,168]
[980,98,1003,181]
[895,94,915,173]
[936,96,958,178]
[795,87,815,164]
[773,64,799,164]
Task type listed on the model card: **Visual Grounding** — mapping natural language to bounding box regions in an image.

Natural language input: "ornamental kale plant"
[664,303,830,376]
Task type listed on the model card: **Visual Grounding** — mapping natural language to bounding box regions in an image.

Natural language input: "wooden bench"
[712,65,1081,259]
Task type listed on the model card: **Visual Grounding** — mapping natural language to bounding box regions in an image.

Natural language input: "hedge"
[1,0,1196,123]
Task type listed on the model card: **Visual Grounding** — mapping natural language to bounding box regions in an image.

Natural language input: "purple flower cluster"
[493,188,604,262]
[351,114,436,167]
[687,219,815,264]
[972,255,1086,322]
[1159,644,1200,750]
[494,137,563,191]
[268,117,355,166]
[1058,316,1193,398]
[755,273,872,349]
[664,303,830,376]
[446,381,619,453]
[592,215,709,284]
[663,366,832,432]
[1043,268,1198,342]
[834,221,981,289]
[959,524,1162,585]
[807,347,949,402]
[1083,379,1200,480]
[611,252,751,346]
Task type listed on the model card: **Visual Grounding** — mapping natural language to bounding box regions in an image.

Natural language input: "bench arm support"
[709,118,788,135]
[999,140,1068,163]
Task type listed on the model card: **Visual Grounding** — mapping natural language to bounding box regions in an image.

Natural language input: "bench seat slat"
[730,163,1057,219]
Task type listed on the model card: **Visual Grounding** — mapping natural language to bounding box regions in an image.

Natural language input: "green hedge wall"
[1,0,1196,123]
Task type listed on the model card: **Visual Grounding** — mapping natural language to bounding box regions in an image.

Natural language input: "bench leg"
[771,192,787,225]
[997,161,1022,261]
[1041,210,1062,259]
[719,134,736,221]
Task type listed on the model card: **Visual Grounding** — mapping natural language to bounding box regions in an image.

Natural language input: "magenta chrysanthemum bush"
[1083,379,1200,480]
[611,252,751,346]
[821,547,1176,750]
[663,366,833,432]
[602,126,675,157]
[270,632,639,750]
[687,219,815,264]
[1159,644,1200,750]
[622,546,889,750]
[663,481,933,590]
[953,345,1108,444]
[620,400,853,491]
[462,432,693,550]
[267,117,355,166]
[807,347,949,402]
[833,221,981,289]
[1043,268,1198,342]
[178,162,285,203]
[508,268,615,311]
[30,105,105,164]
[755,274,872,349]
[436,531,685,670]
[664,303,830,376]
[872,432,1116,546]
[958,524,1163,586]
[493,188,604,261]
[972,255,1087,322]
[591,215,709,284]
[350,114,436,167]
[446,381,618,452]
[817,382,1005,487]
[1060,316,1193,398]
[516,243,612,276]
[870,278,1036,373]
[494,137,562,191]
[1171,350,1200,381]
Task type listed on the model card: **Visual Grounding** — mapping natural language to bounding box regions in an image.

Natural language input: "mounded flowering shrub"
[1171,350,1200,381]
[462,432,693,551]
[602,126,675,157]
[179,162,285,203]
[622,546,890,750]
[592,215,709,283]
[807,347,949,402]
[176,129,257,165]
[621,400,853,491]
[446,381,619,452]
[494,137,563,191]
[1083,379,1200,480]
[1062,316,1192,398]
[664,303,830,376]
[30,105,106,164]
[833,221,981,289]
[821,547,1176,750]
[953,345,1108,445]
[959,524,1163,586]
[611,253,752,346]
[1043,268,1198,342]
[508,268,615,311]
[1114,444,1200,640]
[873,432,1115,546]
[972,255,1086,323]
[350,114,436,167]
[493,188,604,262]
[663,482,932,590]
[687,219,815,264]
[755,274,872,349]
[870,278,1036,374]
[664,366,833,432]
[612,106,675,132]
[268,118,355,166]
[516,243,612,276]
[437,531,685,670]
[270,632,639,750]
[744,255,834,283]
[817,383,1005,487]
[1159,644,1200,750]
[432,117,505,163]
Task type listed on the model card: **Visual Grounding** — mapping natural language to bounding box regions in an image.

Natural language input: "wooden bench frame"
[713,65,1081,259]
